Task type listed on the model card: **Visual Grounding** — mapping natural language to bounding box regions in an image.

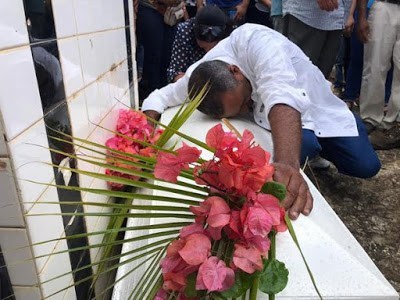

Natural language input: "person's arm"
[317,0,339,11]
[356,0,369,43]
[245,29,313,219]
[235,0,250,22]
[344,0,356,36]
[196,0,204,10]
[269,104,313,220]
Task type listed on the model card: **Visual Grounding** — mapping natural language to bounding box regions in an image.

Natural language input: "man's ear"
[228,64,244,80]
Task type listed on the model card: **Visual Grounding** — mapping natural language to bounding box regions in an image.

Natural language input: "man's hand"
[357,17,370,43]
[144,110,161,127]
[317,0,339,11]
[272,162,313,220]
[343,14,354,37]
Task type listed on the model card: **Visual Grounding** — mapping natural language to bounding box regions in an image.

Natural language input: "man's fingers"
[288,182,307,220]
[302,189,313,216]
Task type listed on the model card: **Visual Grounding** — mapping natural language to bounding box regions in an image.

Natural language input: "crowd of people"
[135,0,399,219]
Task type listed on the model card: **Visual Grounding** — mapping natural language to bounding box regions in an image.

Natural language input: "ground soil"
[305,149,400,295]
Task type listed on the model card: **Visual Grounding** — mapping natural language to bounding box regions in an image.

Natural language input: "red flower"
[154,143,201,183]
[190,196,231,240]
[179,223,205,238]
[232,244,263,274]
[196,256,235,292]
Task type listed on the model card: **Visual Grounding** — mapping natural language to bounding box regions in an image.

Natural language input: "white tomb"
[112,108,399,300]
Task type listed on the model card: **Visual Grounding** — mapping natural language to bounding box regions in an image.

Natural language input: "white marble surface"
[113,107,399,299]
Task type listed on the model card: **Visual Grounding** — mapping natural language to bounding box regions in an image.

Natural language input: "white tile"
[58,37,84,98]
[0,0,29,50]
[0,120,7,155]
[0,158,25,227]
[26,186,65,273]
[73,0,125,34]
[8,120,55,212]
[13,286,42,300]
[85,80,113,130]
[62,286,77,300]
[51,0,77,38]
[39,240,74,300]
[78,29,127,87]
[68,90,90,141]
[0,228,38,286]
[0,47,44,140]
[109,61,129,103]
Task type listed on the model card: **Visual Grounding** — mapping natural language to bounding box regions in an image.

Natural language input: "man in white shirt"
[142,24,380,220]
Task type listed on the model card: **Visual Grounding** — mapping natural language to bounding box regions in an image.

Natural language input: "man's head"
[194,6,232,52]
[188,60,252,118]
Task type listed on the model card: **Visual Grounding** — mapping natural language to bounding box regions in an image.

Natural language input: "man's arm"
[269,104,313,220]
[235,0,250,22]
[356,0,369,43]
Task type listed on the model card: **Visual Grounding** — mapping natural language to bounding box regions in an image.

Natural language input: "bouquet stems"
[268,231,277,300]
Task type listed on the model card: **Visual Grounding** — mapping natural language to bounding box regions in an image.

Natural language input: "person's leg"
[334,36,346,90]
[383,30,400,126]
[316,29,342,79]
[342,21,364,103]
[136,5,167,93]
[272,15,285,34]
[283,14,325,69]
[300,129,322,165]
[318,114,381,178]
[359,1,395,127]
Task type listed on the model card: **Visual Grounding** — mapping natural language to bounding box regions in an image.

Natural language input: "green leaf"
[220,271,257,298]
[261,181,286,202]
[258,259,288,294]
[184,273,198,297]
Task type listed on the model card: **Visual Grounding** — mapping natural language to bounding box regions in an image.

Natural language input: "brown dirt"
[305,149,400,294]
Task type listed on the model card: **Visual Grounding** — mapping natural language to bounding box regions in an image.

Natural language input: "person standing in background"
[280,0,353,78]
[357,0,400,149]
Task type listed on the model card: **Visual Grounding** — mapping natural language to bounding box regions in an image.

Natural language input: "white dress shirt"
[142,24,358,138]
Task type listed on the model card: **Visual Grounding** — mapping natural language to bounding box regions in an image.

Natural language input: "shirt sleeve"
[245,30,311,120]
[141,74,189,113]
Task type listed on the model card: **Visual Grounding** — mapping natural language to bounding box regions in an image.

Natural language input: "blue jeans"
[343,11,393,103]
[301,114,381,178]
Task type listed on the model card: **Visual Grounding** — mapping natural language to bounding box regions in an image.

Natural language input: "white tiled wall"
[0,0,137,299]
[0,0,29,50]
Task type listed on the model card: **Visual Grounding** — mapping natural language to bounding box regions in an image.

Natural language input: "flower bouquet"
[28,95,320,299]
[152,123,289,299]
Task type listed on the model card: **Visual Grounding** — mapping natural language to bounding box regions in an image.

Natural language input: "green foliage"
[259,259,289,295]
[261,181,287,202]
[219,271,258,299]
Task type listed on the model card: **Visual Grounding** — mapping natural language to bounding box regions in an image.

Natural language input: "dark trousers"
[301,114,381,178]
[136,4,175,100]
[281,14,342,78]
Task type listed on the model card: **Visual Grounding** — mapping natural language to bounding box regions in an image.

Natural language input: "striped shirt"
[282,0,352,31]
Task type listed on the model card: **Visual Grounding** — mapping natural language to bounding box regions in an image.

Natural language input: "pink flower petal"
[232,244,263,274]
[178,234,211,266]
[196,256,235,292]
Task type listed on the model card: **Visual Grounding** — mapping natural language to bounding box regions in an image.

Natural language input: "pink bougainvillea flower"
[116,109,148,135]
[194,161,222,191]
[190,196,231,240]
[274,206,288,232]
[250,192,282,226]
[243,206,273,238]
[232,244,263,274]
[154,143,201,183]
[226,210,243,239]
[154,288,168,300]
[179,223,205,238]
[178,233,211,266]
[196,256,235,292]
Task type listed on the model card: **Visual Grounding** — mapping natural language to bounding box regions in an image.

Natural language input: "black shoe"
[368,125,400,150]
[363,121,376,134]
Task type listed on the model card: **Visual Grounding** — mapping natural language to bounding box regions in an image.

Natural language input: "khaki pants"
[360,1,400,128]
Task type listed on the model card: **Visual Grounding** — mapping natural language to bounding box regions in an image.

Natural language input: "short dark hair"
[188,60,237,118]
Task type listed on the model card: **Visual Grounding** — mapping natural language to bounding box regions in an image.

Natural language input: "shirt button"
[259,120,262,123]
[302,92,306,96]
